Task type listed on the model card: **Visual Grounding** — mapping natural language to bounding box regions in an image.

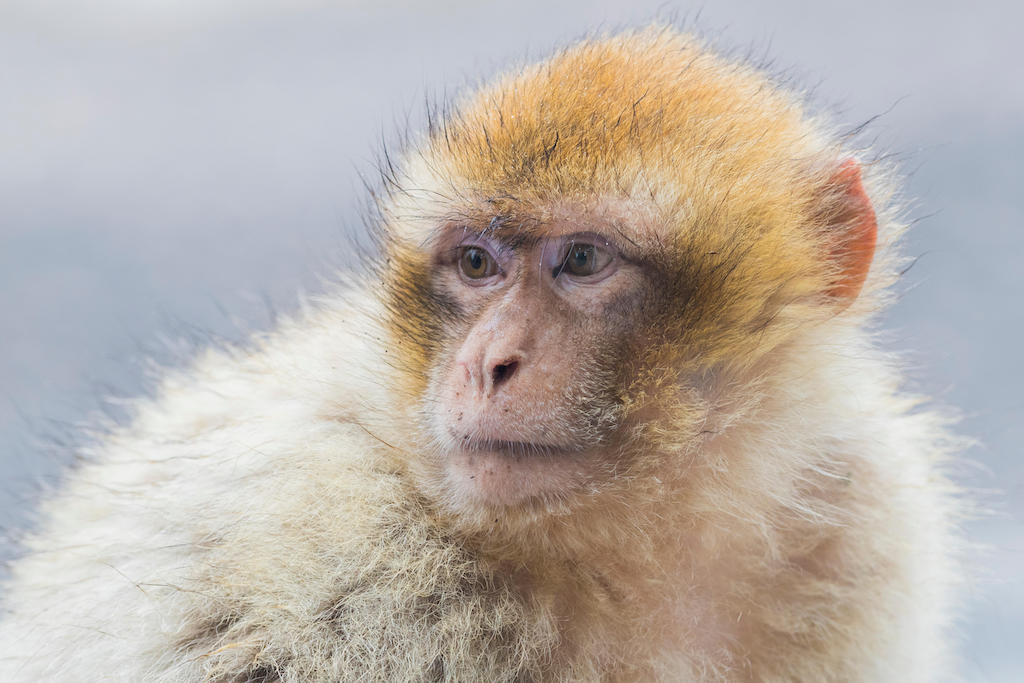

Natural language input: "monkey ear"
[822,159,878,305]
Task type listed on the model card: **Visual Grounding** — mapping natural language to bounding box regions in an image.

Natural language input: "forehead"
[432,198,661,249]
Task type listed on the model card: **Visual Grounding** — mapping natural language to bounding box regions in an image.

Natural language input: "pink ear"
[826,159,877,302]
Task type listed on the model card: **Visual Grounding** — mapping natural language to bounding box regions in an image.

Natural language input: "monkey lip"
[447,423,594,458]
[460,437,576,457]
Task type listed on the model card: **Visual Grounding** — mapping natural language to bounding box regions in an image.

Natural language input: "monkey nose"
[485,357,520,396]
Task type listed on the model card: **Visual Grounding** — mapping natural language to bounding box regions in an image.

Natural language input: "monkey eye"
[458,246,499,281]
[553,241,615,279]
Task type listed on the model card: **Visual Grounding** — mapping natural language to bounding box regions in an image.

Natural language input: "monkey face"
[415,216,656,509]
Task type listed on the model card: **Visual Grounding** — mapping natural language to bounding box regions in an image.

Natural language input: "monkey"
[0,26,963,682]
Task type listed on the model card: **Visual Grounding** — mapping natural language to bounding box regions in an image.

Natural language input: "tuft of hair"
[0,26,964,682]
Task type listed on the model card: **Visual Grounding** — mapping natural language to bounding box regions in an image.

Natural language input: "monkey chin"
[440,441,593,509]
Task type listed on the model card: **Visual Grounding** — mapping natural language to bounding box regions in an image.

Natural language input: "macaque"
[0,27,961,682]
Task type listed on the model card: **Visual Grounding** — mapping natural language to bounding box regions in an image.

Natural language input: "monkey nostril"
[490,360,519,391]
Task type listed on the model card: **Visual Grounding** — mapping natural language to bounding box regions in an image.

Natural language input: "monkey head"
[378,29,879,524]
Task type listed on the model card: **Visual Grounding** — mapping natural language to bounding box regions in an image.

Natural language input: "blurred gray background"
[0,0,1020,678]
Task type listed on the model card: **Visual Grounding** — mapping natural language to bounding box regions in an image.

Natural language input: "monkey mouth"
[454,434,582,457]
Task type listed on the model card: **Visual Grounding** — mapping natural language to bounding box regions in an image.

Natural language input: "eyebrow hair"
[435,216,540,252]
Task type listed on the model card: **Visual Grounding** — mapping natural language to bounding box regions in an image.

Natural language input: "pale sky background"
[0,0,1021,678]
